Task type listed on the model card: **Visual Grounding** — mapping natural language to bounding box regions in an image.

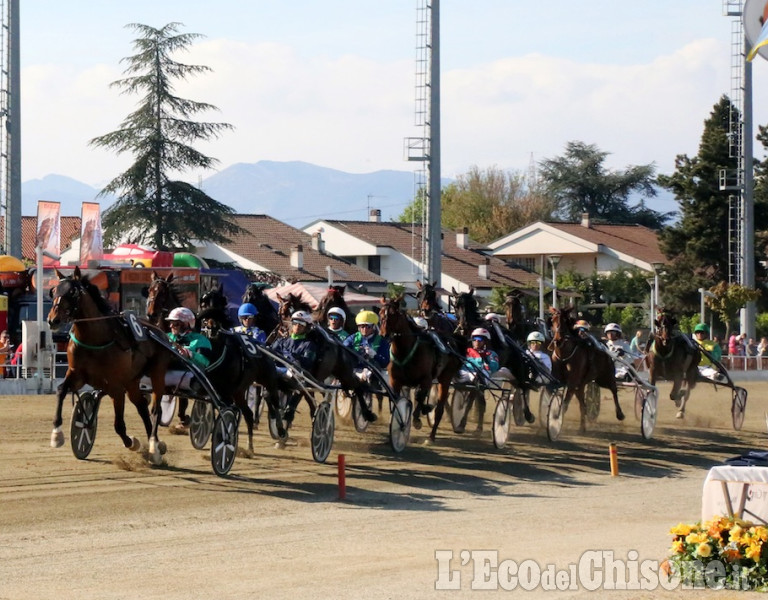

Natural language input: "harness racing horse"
[503,289,542,342]
[549,306,625,433]
[199,282,234,335]
[48,267,174,465]
[314,285,356,334]
[242,283,280,341]
[452,287,537,424]
[415,280,455,336]
[145,271,183,329]
[646,309,700,419]
[379,294,466,442]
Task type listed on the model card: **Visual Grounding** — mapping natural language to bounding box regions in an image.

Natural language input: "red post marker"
[609,443,619,477]
[338,453,346,500]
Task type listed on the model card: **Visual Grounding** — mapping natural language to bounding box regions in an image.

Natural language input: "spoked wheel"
[268,392,290,440]
[311,401,335,463]
[539,388,553,430]
[389,396,412,453]
[352,392,374,433]
[70,390,101,459]
[492,395,512,449]
[732,387,748,431]
[634,386,644,420]
[585,382,601,423]
[426,384,440,427]
[335,390,353,419]
[511,388,525,426]
[211,408,240,477]
[450,388,472,432]
[159,395,176,427]
[547,390,566,442]
[640,388,658,440]
[189,400,215,450]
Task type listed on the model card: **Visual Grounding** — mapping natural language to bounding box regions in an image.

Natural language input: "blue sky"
[19,1,765,202]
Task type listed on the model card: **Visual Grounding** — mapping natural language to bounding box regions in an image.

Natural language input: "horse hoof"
[51,427,65,448]
[412,417,422,430]
[676,411,684,419]
[617,412,626,422]
[423,437,434,446]
[157,440,167,455]
[130,437,141,452]
[149,449,163,466]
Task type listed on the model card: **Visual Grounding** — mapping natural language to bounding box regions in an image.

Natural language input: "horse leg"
[574,384,588,434]
[474,392,486,433]
[412,384,430,430]
[110,390,141,451]
[611,386,625,421]
[428,381,451,443]
[177,397,190,426]
[234,389,254,453]
[51,373,74,448]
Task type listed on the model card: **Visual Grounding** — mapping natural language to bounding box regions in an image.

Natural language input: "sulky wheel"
[425,384,440,427]
[189,400,215,450]
[389,396,412,453]
[159,395,177,427]
[450,388,472,432]
[70,390,102,459]
[546,390,565,442]
[732,387,748,431]
[634,386,644,421]
[640,388,658,440]
[585,382,601,423]
[311,400,335,463]
[511,388,525,426]
[335,390,352,420]
[211,408,240,477]
[492,396,512,449]
[538,388,553,430]
[352,392,374,433]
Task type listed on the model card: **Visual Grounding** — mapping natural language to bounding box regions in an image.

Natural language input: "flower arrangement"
[667,516,768,591]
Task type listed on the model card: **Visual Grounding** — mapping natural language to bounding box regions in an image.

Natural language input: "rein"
[389,335,422,368]
[69,329,116,350]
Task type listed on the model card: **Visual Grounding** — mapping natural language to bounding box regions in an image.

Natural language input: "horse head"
[48,266,110,330]
[145,271,177,326]
[200,283,227,312]
[549,306,577,344]
[655,309,677,344]
[451,287,480,336]
[378,294,408,338]
[415,280,440,315]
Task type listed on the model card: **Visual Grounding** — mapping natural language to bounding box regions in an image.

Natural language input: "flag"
[36,201,60,266]
[748,22,768,61]
[79,202,103,266]
[746,0,768,61]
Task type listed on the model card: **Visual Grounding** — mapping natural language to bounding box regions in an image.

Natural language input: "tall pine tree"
[91,23,242,250]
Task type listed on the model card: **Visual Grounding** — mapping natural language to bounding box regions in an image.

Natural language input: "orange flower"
[670,523,693,536]
[670,540,685,555]
[721,547,741,562]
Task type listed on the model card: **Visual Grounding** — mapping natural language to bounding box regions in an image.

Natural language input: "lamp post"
[548,255,562,307]
[698,288,716,325]
[647,277,656,333]
[651,262,664,307]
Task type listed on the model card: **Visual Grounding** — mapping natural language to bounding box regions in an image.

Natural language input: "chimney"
[478,257,490,280]
[290,244,304,269]
[369,209,381,223]
[581,212,591,228]
[456,227,469,250]
[311,232,324,253]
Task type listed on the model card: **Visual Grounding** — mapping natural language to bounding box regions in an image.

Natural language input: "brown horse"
[378,294,466,442]
[48,266,174,464]
[415,280,455,336]
[242,283,280,338]
[646,309,700,419]
[314,285,356,334]
[549,306,624,433]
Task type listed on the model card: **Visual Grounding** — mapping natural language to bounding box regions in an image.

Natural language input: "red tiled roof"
[223,215,385,284]
[322,220,538,289]
[0,216,81,262]
[546,222,665,264]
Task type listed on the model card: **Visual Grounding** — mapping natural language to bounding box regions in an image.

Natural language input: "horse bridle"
[146,279,171,321]
[51,278,85,322]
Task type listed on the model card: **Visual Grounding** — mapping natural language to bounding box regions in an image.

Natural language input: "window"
[367,255,381,275]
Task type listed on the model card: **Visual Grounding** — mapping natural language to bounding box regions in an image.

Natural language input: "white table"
[702,465,768,524]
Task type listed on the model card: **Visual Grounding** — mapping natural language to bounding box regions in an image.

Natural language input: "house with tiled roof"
[487,213,666,276]
[302,211,539,305]
[192,214,386,291]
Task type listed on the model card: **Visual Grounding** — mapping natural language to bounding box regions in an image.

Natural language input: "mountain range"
[21,160,679,228]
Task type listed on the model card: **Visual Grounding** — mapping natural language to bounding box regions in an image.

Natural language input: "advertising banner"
[79,202,103,266]
[36,201,60,266]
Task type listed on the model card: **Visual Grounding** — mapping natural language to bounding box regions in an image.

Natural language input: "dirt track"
[1,382,767,599]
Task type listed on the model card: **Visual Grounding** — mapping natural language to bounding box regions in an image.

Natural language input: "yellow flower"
[752,527,768,543]
[730,525,744,544]
[745,543,762,561]
[696,543,713,558]
[686,531,708,545]
[670,523,693,536]
[671,540,685,555]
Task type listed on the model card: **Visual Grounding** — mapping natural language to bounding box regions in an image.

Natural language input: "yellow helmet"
[355,310,379,326]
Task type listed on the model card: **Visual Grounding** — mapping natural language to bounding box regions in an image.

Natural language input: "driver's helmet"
[238,303,258,318]
[484,313,502,323]
[290,310,313,325]
[573,319,590,331]
[471,327,491,340]
[604,322,622,335]
[327,307,346,323]
[166,307,195,328]
[527,331,545,343]
[355,310,379,326]
[694,322,710,335]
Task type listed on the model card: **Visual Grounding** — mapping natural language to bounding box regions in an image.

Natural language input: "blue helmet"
[238,303,258,318]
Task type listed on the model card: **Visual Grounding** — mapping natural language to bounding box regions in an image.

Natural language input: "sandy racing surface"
[2,381,768,599]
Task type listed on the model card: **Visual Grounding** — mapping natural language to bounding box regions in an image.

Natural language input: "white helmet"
[604,323,622,335]
[166,307,195,328]
[327,307,346,322]
[471,327,491,340]
[484,313,502,323]
[291,310,313,325]
[527,331,545,343]
[413,316,428,329]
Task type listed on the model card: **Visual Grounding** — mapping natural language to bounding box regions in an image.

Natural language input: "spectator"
[747,337,758,357]
[629,330,645,356]
[758,337,768,357]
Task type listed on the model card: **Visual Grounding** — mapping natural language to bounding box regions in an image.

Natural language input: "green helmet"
[693,323,710,334]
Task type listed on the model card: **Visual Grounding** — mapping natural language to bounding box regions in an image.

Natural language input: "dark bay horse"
[242,283,280,338]
[48,267,174,464]
[549,306,624,433]
[314,285,356,334]
[379,294,466,442]
[199,282,234,335]
[145,271,182,329]
[646,309,700,419]
[415,280,456,336]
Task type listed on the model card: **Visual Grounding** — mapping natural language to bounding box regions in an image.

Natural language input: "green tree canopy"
[91,22,242,250]
[538,141,670,228]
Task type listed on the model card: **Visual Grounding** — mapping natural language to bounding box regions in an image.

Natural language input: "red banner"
[79,202,103,266]
[36,201,60,266]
